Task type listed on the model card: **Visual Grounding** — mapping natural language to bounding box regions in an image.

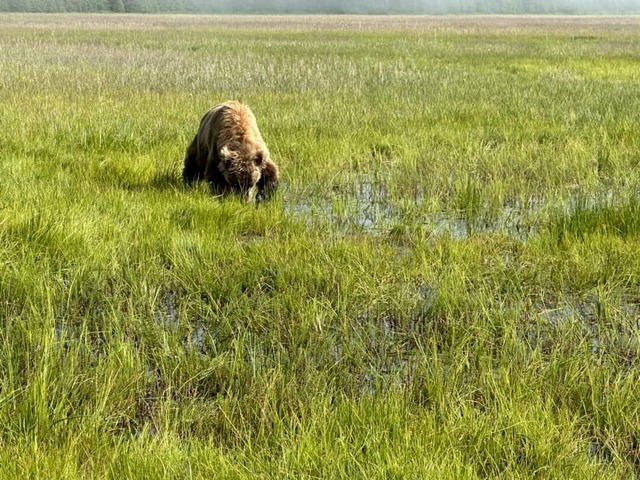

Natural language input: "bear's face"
[219,144,268,198]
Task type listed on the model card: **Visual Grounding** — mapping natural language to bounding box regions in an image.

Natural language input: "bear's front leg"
[256,159,280,202]
[204,152,230,196]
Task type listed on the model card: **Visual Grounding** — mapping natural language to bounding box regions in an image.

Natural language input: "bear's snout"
[226,166,261,192]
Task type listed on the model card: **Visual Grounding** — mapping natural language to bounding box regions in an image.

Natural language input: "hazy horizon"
[2,0,640,14]
[188,0,640,15]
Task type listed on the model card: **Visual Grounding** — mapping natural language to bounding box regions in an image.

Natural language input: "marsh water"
[282,176,635,242]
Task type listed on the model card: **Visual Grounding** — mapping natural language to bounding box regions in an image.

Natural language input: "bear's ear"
[219,146,234,163]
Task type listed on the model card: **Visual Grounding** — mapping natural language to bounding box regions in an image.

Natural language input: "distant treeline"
[1,0,638,14]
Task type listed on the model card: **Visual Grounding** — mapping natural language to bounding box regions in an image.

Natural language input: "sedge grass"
[1,13,640,478]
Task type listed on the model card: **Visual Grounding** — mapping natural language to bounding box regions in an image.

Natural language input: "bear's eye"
[255,153,263,165]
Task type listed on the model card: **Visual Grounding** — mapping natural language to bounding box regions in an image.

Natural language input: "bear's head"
[219,142,277,201]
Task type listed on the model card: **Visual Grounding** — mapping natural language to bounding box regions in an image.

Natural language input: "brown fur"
[183,101,279,201]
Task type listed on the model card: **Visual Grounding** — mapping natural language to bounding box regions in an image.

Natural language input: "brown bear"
[183,101,279,202]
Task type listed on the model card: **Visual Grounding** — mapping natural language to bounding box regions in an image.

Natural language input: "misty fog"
[197,0,640,14]
[2,0,639,14]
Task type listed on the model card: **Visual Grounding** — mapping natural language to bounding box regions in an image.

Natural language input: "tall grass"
[1,14,640,478]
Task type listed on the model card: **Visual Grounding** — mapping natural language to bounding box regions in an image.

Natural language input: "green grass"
[1,13,640,478]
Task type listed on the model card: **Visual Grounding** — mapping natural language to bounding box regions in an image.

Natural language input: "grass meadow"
[1,13,640,478]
